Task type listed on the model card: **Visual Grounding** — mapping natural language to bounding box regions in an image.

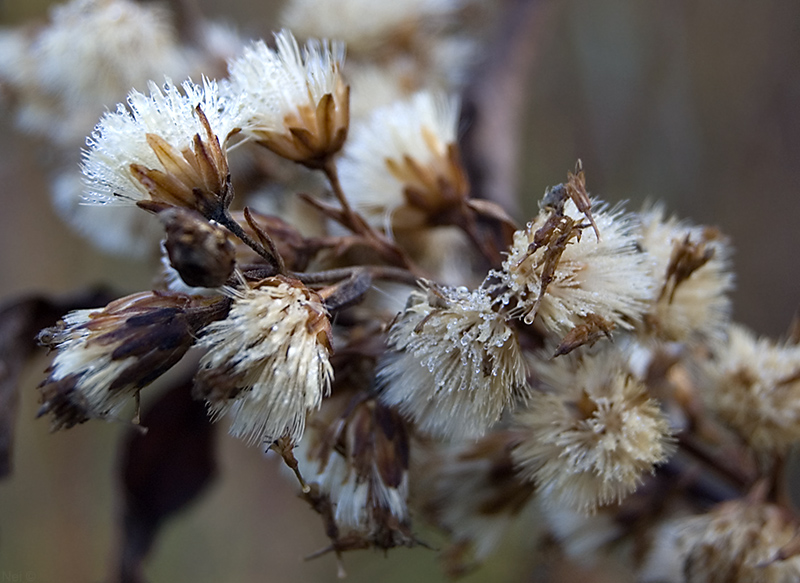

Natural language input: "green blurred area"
[1,1,799,582]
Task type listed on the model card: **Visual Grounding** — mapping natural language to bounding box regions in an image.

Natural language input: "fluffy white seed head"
[42,308,136,421]
[337,91,463,232]
[38,291,202,429]
[0,0,190,143]
[226,30,348,163]
[82,78,238,205]
[296,395,410,538]
[377,284,527,439]
[497,200,655,334]
[195,277,333,445]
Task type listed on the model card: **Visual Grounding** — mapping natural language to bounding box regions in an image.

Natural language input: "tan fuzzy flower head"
[296,394,413,549]
[281,0,459,53]
[337,91,467,232]
[496,199,655,335]
[640,499,800,583]
[377,284,527,440]
[513,351,674,513]
[82,78,238,215]
[226,30,348,166]
[37,291,210,430]
[638,205,734,343]
[0,0,190,144]
[703,324,800,454]
[194,276,333,445]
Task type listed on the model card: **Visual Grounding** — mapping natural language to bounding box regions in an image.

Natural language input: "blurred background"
[1,0,799,581]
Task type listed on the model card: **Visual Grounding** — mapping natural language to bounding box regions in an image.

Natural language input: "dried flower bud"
[82,78,238,217]
[194,276,333,445]
[494,198,654,335]
[513,351,674,513]
[377,284,527,439]
[226,30,349,167]
[160,208,235,288]
[37,292,224,430]
[640,499,800,583]
[702,324,800,454]
[297,392,414,550]
[338,91,467,231]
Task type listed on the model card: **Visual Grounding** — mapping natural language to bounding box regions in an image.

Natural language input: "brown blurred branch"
[461,0,554,218]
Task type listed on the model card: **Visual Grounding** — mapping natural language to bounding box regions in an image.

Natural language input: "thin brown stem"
[243,207,287,275]
[322,158,358,226]
[216,210,285,275]
[316,162,426,278]
[677,432,755,493]
[294,265,419,287]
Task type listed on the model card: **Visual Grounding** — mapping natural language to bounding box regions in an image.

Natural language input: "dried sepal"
[131,106,232,217]
[554,313,616,356]
[37,292,227,430]
[564,160,599,240]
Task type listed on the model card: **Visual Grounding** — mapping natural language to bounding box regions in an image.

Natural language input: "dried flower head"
[82,78,238,216]
[37,291,219,430]
[640,499,800,583]
[297,392,414,550]
[495,198,654,335]
[415,431,537,575]
[513,351,674,513]
[702,324,800,454]
[194,276,333,445]
[337,91,467,232]
[281,0,458,53]
[226,30,348,166]
[377,284,526,439]
[637,206,734,343]
[0,0,190,143]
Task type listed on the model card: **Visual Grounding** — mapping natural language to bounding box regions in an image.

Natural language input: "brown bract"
[132,106,232,218]
[660,229,718,302]
[254,84,350,169]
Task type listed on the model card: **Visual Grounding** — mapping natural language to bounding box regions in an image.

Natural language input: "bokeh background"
[1,0,799,581]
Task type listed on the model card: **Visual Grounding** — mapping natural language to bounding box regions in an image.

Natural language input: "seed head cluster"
[5,0,793,579]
